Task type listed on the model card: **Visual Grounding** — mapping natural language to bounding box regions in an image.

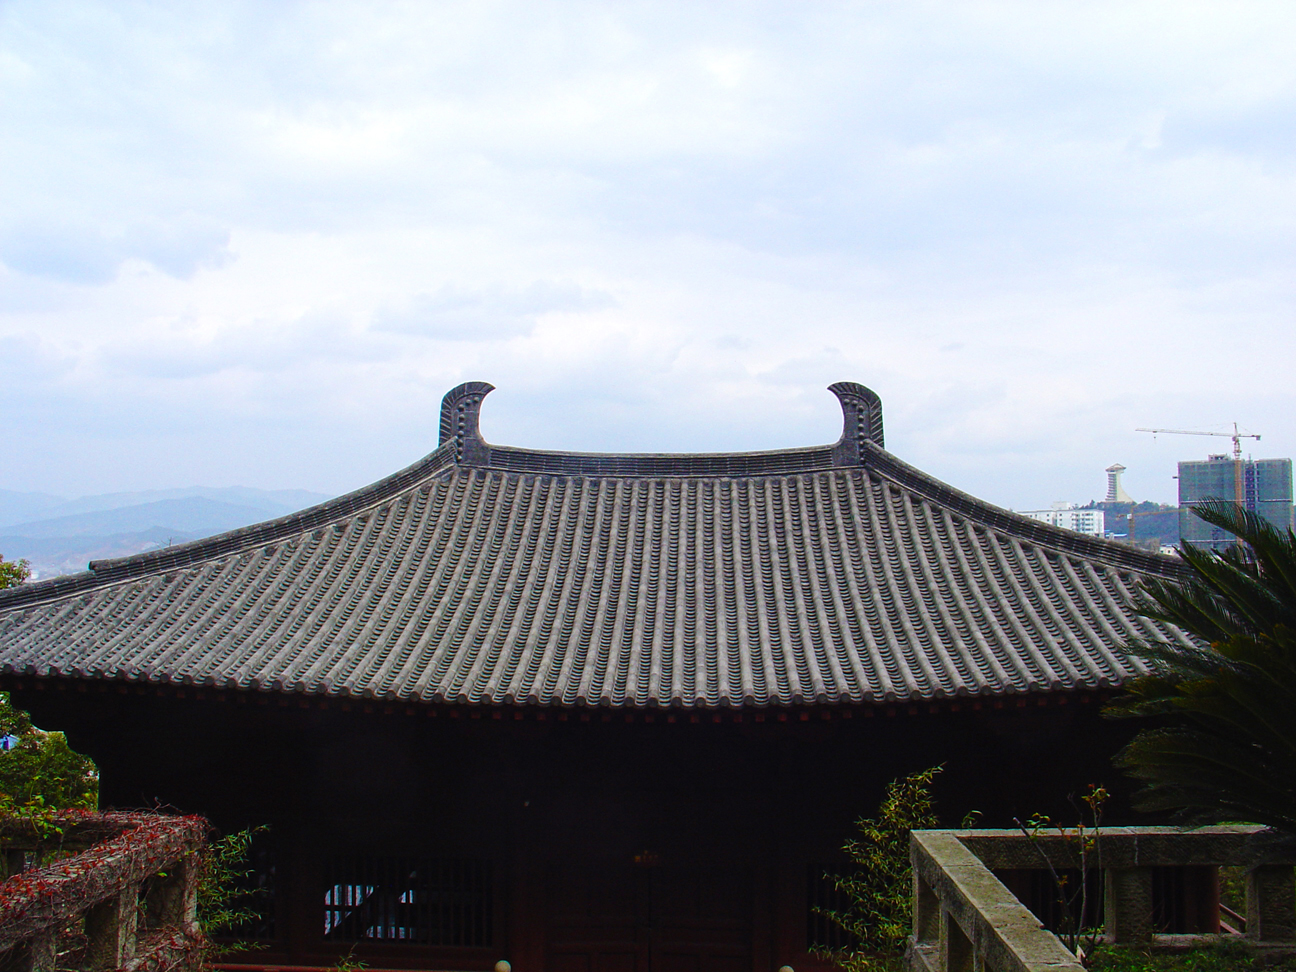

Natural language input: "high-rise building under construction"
[1179,455,1293,550]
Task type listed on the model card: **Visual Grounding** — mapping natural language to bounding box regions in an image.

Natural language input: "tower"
[1105,464,1134,504]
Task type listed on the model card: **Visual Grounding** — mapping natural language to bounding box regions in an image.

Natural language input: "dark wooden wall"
[10,684,1142,972]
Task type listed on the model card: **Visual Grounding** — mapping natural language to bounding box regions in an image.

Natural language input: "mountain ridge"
[0,486,333,580]
[0,486,330,529]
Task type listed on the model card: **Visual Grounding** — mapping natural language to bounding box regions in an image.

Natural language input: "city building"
[1179,455,1294,551]
[1018,502,1105,538]
[0,381,1188,972]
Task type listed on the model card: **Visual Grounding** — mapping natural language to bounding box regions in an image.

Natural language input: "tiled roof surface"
[0,382,1190,708]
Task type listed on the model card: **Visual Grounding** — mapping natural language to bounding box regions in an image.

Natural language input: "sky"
[1,1,1293,511]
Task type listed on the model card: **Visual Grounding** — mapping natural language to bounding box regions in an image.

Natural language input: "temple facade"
[0,382,1187,972]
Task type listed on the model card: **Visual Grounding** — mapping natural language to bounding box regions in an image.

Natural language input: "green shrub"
[815,765,943,972]
[0,693,97,812]
[0,555,30,591]
[1090,941,1296,972]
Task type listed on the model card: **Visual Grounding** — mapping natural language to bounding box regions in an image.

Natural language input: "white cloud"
[0,0,1293,510]
[373,281,616,340]
[0,217,231,284]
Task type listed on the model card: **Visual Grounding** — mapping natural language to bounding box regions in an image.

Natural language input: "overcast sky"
[2,1,1293,510]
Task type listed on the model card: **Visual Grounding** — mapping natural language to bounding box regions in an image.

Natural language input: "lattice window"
[1152,866,1218,933]
[323,857,493,946]
[807,864,859,951]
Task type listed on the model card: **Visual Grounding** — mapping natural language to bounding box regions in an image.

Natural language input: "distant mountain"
[0,486,331,530]
[0,486,333,581]
[1,498,279,539]
[0,528,203,580]
[0,489,66,526]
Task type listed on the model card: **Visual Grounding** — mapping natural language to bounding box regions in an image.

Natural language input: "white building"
[1018,502,1105,537]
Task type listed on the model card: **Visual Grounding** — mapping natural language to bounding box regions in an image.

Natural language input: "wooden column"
[750,781,777,972]
[509,793,545,972]
[85,886,139,969]
[1247,865,1295,942]
[283,829,323,963]
[1104,868,1153,945]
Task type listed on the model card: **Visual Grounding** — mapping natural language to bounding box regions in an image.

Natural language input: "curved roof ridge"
[439,379,883,474]
[482,442,837,478]
[0,441,458,610]
[860,441,1186,578]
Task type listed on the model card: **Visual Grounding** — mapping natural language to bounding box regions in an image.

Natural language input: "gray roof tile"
[0,382,1190,707]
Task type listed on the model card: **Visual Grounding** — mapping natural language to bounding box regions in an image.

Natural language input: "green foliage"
[331,950,368,972]
[1016,785,1108,963]
[815,765,943,972]
[197,826,270,955]
[1106,500,1296,833]
[0,555,30,590]
[1089,941,1296,972]
[0,693,97,811]
[1084,501,1175,517]
[1218,866,1245,916]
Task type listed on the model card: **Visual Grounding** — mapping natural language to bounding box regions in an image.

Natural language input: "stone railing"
[0,811,208,972]
[910,826,1296,972]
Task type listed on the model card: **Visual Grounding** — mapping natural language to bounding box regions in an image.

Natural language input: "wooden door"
[546,863,649,972]
[650,864,750,972]
[545,861,750,972]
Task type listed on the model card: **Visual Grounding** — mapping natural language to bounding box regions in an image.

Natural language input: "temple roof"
[0,381,1190,708]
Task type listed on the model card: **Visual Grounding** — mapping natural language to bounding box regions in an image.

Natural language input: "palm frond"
[1108,502,1296,835]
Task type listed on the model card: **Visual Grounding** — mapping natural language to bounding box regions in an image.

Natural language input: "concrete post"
[915,873,940,945]
[146,854,199,933]
[1104,867,1153,945]
[1246,865,1295,942]
[4,849,26,879]
[11,931,57,972]
[85,885,139,969]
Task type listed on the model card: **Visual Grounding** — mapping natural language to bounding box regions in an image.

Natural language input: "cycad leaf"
[1109,502,1296,835]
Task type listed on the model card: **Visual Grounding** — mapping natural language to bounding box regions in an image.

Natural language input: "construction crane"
[1137,423,1263,523]
[1124,507,1180,548]
[1135,423,1260,461]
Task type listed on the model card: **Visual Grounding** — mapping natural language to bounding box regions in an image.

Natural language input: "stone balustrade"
[0,812,207,972]
[910,826,1296,972]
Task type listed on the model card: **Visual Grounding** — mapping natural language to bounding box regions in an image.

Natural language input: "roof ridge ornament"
[829,381,884,465]
[439,381,495,464]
